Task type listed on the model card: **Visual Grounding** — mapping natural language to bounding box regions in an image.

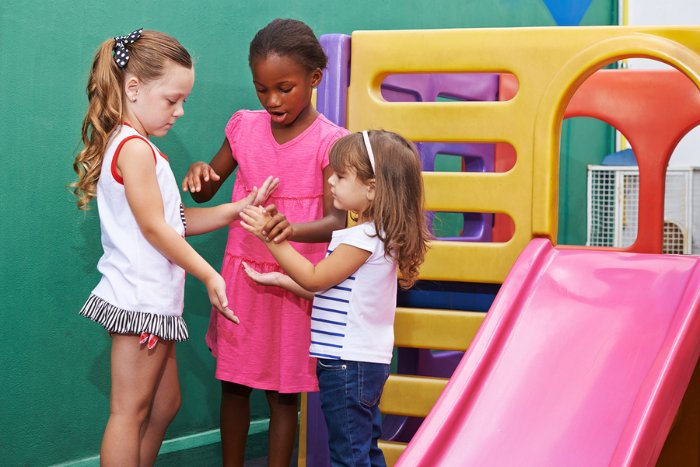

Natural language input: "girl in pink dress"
[182,18,348,466]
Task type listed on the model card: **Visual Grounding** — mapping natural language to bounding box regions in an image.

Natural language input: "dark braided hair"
[249,18,327,72]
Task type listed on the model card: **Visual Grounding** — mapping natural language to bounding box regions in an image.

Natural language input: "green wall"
[0,1,615,465]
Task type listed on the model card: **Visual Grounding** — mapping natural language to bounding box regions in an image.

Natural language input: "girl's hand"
[182,161,221,193]
[240,205,273,241]
[205,273,239,324]
[248,176,279,206]
[230,176,279,223]
[262,205,294,243]
[242,261,284,287]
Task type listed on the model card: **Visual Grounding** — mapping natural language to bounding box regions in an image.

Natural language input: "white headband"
[361,130,376,174]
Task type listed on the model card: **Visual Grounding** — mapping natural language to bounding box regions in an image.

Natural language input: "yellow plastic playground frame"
[299,26,700,466]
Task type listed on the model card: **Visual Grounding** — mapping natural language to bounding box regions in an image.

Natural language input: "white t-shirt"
[309,222,398,364]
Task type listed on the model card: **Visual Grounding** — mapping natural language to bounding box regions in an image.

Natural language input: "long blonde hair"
[70,30,192,210]
[329,131,430,288]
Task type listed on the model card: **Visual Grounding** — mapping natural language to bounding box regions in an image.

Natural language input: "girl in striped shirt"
[241,130,430,466]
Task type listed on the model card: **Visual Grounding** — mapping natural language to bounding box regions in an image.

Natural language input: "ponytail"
[70,30,192,210]
[70,40,123,210]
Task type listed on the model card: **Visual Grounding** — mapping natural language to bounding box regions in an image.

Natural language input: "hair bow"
[113,28,143,68]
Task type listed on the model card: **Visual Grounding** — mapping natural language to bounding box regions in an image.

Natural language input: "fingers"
[214,289,239,324]
[242,261,263,279]
[264,204,279,216]
[219,307,240,324]
[199,165,220,183]
[272,225,293,243]
[239,210,254,225]
[205,275,239,324]
[182,163,218,192]
[268,177,280,194]
[239,219,254,233]
[260,176,280,198]
[246,186,259,204]
[263,213,289,237]
[241,261,280,287]
[259,176,273,193]
[240,206,272,240]
[251,176,280,206]
[242,261,255,274]
[242,261,257,280]
[242,205,267,221]
[261,212,291,243]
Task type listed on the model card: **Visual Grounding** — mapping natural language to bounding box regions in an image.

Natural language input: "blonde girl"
[71,29,276,465]
[241,130,430,466]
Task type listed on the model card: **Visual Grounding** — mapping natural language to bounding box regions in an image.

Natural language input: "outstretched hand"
[182,161,220,193]
[242,261,285,287]
[244,175,280,207]
[240,205,273,241]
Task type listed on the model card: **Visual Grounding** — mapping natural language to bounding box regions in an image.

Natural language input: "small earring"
[130,97,137,102]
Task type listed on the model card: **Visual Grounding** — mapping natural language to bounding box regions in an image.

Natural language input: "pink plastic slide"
[397,238,700,466]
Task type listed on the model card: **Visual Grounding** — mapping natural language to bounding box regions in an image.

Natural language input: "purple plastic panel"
[382,72,499,102]
[416,141,494,241]
[305,34,351,467]
[317,34,351,128]
[416,141,494,172]
[381,73,498,243]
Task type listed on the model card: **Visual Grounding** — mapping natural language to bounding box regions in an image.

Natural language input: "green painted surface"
[0,0,615,464]
[559,117,617,245]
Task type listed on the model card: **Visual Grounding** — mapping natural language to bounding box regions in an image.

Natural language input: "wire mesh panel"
[620,172,640,248]
[587,167,618,247]
[587,166,700,254]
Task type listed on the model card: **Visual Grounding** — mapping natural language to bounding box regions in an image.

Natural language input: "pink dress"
[206,110,348,392]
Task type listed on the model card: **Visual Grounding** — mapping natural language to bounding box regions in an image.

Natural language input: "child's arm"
[242,261,314,300]
[264,165,347,243]
[184,176,279,236]
[241,206,370,292]
[182,138,238,202]
[119,139,238,323]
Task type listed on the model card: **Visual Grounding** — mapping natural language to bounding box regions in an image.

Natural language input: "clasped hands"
[241,201,293,245]
[240,204,278,242]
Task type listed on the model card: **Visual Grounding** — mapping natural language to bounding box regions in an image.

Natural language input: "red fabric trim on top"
[111,135,157,185]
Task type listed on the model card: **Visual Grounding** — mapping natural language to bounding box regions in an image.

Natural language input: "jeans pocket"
[317,358,347,371]
[359,362,390,407]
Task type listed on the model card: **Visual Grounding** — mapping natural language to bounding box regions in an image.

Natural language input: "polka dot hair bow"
[113,28,143,68]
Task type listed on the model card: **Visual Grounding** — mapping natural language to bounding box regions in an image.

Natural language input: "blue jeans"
[317,359,390,467]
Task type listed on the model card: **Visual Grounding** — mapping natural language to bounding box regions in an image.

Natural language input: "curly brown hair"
[329,131,430,288]
[70,30,192,210]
